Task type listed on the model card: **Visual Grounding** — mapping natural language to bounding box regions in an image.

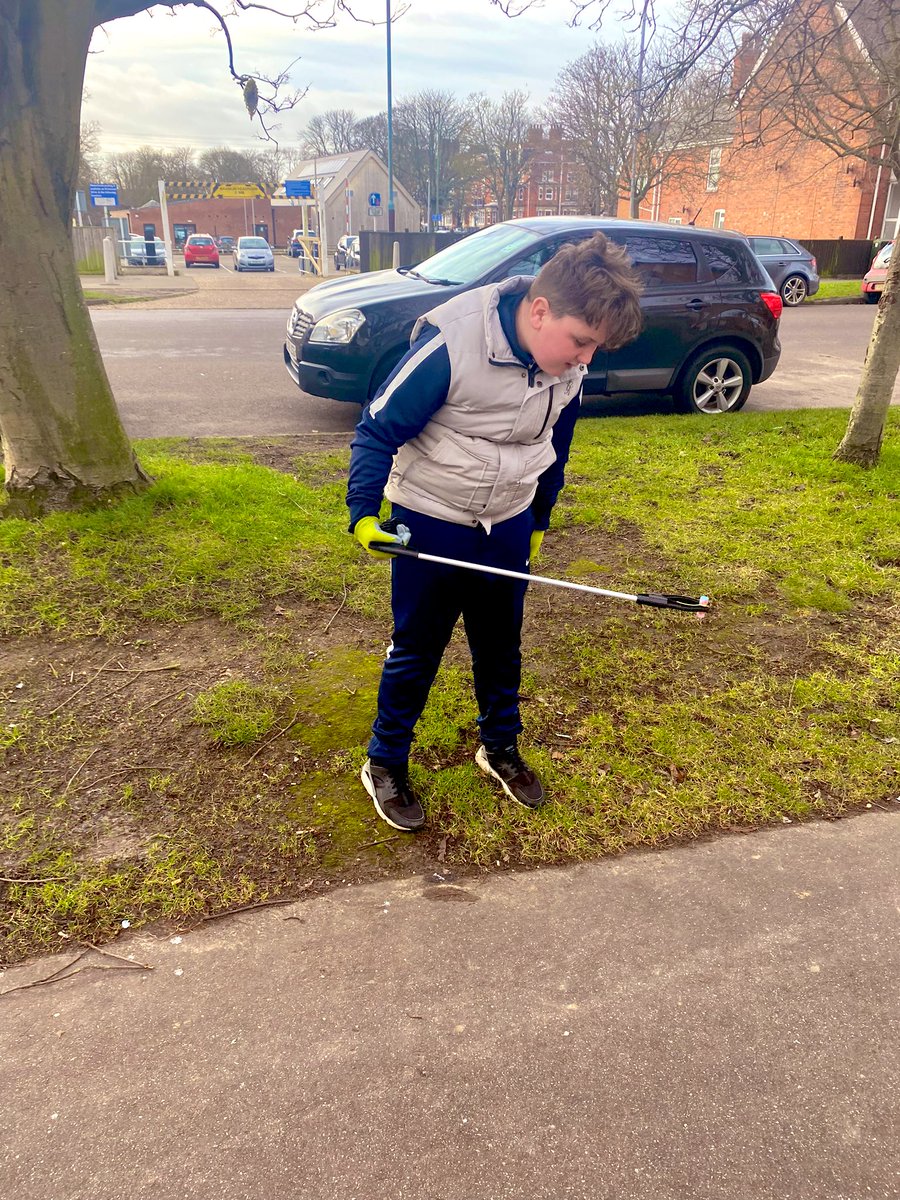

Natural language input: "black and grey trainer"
[361,759,426,832]
[476,743,546,809]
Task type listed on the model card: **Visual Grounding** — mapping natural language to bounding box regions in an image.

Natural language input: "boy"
[347,232,643,831]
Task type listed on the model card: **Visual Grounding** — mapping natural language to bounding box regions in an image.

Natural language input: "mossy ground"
[1,416,898,963]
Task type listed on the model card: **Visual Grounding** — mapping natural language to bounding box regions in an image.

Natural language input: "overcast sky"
[83,0,605,158]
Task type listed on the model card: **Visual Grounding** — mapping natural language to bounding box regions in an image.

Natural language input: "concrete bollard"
[102,236,117,284]
[392,240,400,269]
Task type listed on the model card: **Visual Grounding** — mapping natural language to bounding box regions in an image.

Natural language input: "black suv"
[284,217,782,415]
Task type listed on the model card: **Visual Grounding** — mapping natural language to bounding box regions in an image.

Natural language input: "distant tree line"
[82,30,733,224]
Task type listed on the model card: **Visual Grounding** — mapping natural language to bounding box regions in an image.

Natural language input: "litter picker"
[377,523,710,615]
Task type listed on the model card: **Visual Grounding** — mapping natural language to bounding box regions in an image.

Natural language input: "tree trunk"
[0,1,151,513]
[833,243,900,469]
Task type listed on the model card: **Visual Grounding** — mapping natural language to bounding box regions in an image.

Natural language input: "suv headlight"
[308,309,366,344]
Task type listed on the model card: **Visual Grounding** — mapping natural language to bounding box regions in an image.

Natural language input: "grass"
[81,291,152,305]
[808,279,863,301]
[1,411,898,961]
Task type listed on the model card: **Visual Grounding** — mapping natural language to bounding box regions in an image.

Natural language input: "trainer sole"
[360,763,424,833]
[475,745,545,809]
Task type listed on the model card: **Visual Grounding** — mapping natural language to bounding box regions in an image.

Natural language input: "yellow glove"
[354,516,410,559]
[529,530,545,563]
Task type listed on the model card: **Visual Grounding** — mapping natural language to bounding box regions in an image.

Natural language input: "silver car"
[233,236,274,272]
[747,236,820,306]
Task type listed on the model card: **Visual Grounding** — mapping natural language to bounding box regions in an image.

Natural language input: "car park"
[284,216,782,415]
[861,241,893,303]
[746,236,819,306]
[233,236,275,272]
[183,234,220,268]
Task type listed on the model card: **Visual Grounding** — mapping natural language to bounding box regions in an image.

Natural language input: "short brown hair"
[529,232,643,350]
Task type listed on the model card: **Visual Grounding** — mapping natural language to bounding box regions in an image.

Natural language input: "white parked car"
[233,236,274,272]
[121,235,166,265]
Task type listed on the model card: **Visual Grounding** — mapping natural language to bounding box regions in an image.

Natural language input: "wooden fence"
[359,230,470,272]
[71,226,109,273]
[802,238,876,278]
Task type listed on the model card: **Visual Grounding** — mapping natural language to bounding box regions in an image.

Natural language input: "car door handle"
[685,298,707,311]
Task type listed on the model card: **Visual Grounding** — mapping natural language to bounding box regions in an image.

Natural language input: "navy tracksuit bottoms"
[367,503,533,766]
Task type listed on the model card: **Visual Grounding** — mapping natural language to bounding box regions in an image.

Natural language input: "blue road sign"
[89,183,119,206]
[285,179,312,198]
[368,192,381,207]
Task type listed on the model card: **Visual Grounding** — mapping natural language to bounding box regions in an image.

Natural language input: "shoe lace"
[375,763,409,800]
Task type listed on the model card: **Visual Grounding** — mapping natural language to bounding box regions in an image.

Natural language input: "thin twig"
[356,835,402,850]
[132,687,186,718]
[0,875,68,884]
[61,748,100,797]
[196,889,313,924]
[79,942,153,970]
[48,655,119,716]
[71,764,176,795]
[99,664,180,674]
[242,704,305,767]
[324,577,349,633]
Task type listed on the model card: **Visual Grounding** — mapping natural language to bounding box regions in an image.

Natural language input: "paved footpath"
[2,812,898,1199]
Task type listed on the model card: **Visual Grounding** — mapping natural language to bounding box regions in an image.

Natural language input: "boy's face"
[519,296,608,378]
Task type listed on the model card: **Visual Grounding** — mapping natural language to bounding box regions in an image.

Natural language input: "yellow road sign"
[212,182,267,199]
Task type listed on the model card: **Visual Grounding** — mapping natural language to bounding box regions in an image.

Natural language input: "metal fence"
[802,238,875,278]
[359,230,470,272]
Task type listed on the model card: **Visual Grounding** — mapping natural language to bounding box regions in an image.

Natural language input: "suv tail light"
[761,291,783,320]
[811,256,817,272]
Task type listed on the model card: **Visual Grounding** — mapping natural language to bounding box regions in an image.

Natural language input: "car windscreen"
[239,238,269,249]
[414,225,542,285]
[874,243,893,267]
[189,237,214,246]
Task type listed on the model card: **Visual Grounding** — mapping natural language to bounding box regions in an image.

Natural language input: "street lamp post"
[386,0,395,232]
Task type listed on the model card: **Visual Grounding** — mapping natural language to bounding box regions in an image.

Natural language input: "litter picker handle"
[378,542,711,614]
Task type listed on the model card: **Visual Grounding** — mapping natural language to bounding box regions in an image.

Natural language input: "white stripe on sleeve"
[368,332,447,418]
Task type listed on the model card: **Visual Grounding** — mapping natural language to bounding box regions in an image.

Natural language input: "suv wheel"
[781,274,808,306]
[674,346,752,414]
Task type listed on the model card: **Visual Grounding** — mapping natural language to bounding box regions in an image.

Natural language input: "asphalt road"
[90,304,893,440]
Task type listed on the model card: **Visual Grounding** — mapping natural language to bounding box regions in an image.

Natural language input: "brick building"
[618,10,895,243]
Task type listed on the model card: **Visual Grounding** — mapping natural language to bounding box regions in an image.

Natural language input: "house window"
[541,170,554,184]
[713,209,726,229]
[544,188,554,202]
[538,186,544,200]
[707,146,722,192]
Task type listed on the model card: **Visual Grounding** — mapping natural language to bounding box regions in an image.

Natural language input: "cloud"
[84,0,590,154]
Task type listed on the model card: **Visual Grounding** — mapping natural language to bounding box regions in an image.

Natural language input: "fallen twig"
[99,664,180,674]
[324,577,349,633]
[242,704,305,767]
[196,887,314,924]
[0,875,68,885]
[132,687,187,718]
[356,835,402,851]
[61,748,100,798]
[47,655,119,716]
[0,945,152,997]
[72,764,176,795]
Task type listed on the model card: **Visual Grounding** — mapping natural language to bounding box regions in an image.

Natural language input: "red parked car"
[184,234,220,268]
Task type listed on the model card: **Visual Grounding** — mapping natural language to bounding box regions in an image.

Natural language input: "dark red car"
[184,234,220,268]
